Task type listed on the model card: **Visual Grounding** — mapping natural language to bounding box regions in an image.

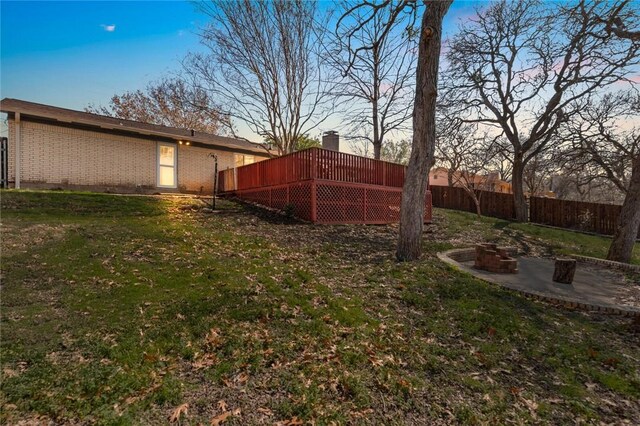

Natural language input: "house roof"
[0,98,272,156]
[430,166,512,186]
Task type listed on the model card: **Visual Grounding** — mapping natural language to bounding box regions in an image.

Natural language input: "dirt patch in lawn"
[214,203,557,264]
[1,223,73,255]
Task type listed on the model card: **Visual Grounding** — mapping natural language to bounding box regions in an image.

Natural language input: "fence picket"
[529,196,636,238]
[429,186,515,220]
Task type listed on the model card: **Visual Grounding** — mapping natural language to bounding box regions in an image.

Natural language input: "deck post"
[233,168,238,192]
[310,180,317,223]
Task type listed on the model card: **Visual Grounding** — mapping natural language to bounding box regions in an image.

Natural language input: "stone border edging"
[437,248,640,318]
[569,254,640,273]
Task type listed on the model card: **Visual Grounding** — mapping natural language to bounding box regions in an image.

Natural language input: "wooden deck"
[218,148,432,224]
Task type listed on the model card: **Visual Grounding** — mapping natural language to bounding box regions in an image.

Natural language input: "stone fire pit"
[438,248,640,317]
[475,243,518,274]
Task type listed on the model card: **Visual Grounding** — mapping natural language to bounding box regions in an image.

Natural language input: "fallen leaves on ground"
[275,417,304,426]
[210,408,241,426]
[169,403,188,422]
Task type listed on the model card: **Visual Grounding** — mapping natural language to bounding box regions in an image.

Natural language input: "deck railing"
[219,147,407,193]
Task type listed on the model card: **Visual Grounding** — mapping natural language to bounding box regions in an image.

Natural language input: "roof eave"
[1,103,272,156]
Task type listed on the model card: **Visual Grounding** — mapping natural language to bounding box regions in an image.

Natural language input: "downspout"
[15,112,21,189]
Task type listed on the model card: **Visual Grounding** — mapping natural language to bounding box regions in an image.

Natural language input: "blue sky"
[1,0,482,141]
[1,1,205,108]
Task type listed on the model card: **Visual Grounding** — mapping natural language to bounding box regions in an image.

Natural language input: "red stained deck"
[218,147,432,224]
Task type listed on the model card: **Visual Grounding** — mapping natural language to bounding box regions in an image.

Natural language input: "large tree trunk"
[511,154,528,222]
[397,0,452,261]
[607,156,640,263]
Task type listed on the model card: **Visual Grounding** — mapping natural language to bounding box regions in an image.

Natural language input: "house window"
[157,143,177,188]
[235,154,255,167]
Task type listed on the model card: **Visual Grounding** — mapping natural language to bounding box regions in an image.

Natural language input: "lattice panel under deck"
[316,184,365,223]
[234,180,432,225]
[288,182,313,221]
[270,186,289,211]
[364,188,402,223]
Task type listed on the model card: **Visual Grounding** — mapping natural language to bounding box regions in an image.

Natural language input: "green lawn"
[433,208,640,265]
[1,190,639,425]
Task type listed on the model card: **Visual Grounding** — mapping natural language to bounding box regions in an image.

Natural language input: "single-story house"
[0,98,270,193]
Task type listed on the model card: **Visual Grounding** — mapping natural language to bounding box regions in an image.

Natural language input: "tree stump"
[553,258,577,284]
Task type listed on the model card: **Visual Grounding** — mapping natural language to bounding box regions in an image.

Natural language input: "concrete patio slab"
[439,248,640,317]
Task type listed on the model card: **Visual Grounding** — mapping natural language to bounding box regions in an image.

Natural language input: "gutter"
[1,105,274,157]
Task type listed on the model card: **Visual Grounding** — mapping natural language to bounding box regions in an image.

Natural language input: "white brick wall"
[177,145,235,193]
[6,119,266,192]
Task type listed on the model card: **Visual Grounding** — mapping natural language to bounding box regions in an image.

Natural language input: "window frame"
[157,142,177,189]
[234,154,256,167]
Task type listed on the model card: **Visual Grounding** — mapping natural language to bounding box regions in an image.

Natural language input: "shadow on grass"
[492,220,511,230]
[230,198,305,225]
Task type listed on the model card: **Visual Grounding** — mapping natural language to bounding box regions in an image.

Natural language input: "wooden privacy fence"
[530,197,637,238]
[430,185,516,220]
[430,185,633,238]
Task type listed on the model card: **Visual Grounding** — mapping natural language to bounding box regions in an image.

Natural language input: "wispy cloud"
[101,24,116,32]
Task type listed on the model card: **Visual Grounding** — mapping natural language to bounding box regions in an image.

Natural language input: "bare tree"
[561,93,638,192]
[339,0,452,261]
[595,0,640,41]
[443,0,640,222]
[185,0,332,155]
[435,114,478,186]
[453,170,501,217]
[561,91,640,263]
[347,134,375,158]
[332,1,417,159]
[483,138,514,183]
[86,77,229,134]
[436,118,500,215]
[522,151,558,197]
[551,171,626,204]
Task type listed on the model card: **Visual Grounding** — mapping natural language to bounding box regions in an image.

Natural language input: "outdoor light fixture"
[185,142,190,146]
[178,141,183,145]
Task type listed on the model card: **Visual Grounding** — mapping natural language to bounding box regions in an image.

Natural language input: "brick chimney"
[322,131,339,152]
